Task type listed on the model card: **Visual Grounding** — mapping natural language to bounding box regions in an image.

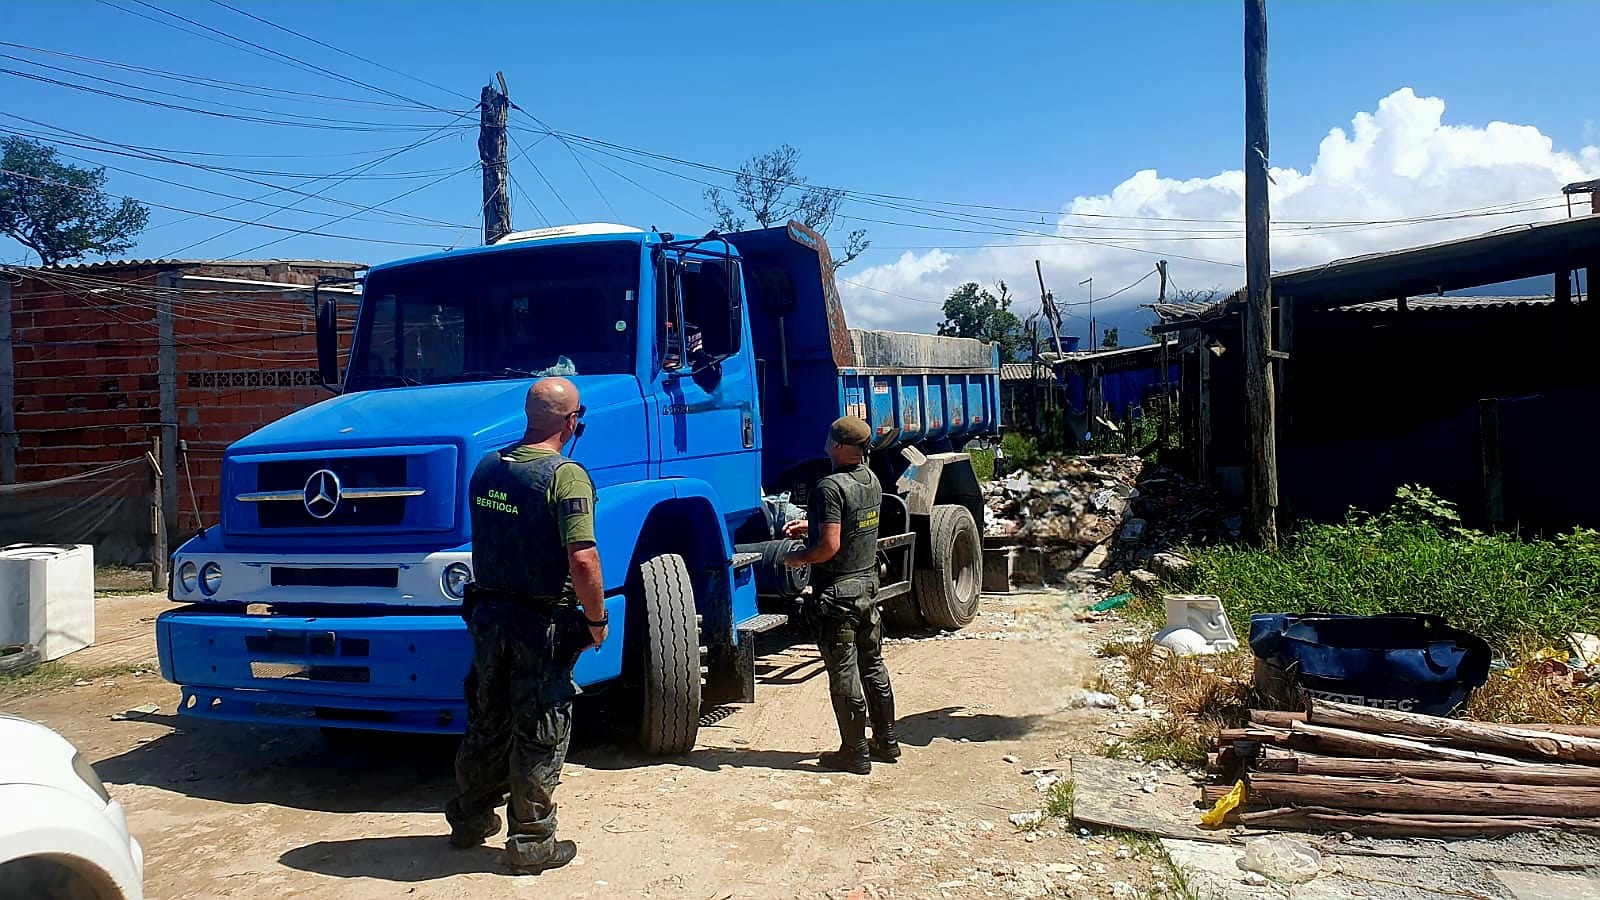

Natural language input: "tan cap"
[829,416,873,448]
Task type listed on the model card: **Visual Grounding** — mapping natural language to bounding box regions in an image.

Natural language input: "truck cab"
[157,222,998,755]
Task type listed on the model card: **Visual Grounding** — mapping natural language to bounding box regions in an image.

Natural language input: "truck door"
[653,251,761,520]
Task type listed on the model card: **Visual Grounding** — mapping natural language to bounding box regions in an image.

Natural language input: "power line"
[0,43,435,112]
[2,113,473,232]
[101,0,453,114]
[222,162,477,260]
[204,0,476,110]
[0,67,469,133]
[0,167,451,248]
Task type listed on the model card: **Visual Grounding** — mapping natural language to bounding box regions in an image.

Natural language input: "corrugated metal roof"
[1330,295,1555,314]
[42,258,365,272]
[1000,363,1039,381]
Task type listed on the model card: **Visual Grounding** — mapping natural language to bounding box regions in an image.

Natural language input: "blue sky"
[4,1,1599,337]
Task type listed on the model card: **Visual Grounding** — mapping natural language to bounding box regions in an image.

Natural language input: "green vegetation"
[1159,486,1600,647]
[0,661,150,700]
[1044,777,1075,819]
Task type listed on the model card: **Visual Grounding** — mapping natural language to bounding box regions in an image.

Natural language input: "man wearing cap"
[782,416,900,774]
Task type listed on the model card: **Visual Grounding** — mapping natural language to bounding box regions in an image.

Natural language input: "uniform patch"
[561,497,591,516]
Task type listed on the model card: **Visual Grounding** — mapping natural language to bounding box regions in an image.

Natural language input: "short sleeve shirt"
[503,445,596,545]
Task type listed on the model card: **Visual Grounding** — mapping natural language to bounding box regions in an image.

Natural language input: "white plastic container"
[0,544,95,660]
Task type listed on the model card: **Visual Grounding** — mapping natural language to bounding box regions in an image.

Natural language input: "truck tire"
[913,505,982,630]
[879,592,927,633]
[0,643,41,678]
[638,553,701,756]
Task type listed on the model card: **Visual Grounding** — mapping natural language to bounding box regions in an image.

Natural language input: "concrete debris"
[1008,810,1044,829]
[984,456,1143,546]
[1109,881,1139,898]
[1149,552,1193,579]
[1130,569,1162,594]
[1068,690,1121,709]
[1126,693,1146,711]
[112,703,160,721]
[1002,754,1020,764]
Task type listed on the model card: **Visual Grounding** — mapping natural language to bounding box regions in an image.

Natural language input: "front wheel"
[913,504,982,630]
[636,553,702,755]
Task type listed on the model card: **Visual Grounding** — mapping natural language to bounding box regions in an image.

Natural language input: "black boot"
[819,695,871,775]
[447,811,502,849]
[507,839,578,874]
[865,685,901,763]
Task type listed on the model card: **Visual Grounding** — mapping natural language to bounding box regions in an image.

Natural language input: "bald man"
[446,377,607,874]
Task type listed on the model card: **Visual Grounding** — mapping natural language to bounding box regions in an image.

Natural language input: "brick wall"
[6,261,360,557]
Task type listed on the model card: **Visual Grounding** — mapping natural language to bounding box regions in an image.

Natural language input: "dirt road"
[6,591,1170,899]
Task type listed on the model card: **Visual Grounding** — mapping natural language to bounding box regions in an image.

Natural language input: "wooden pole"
[1034,260,1064,356]
[1248,709,1600,738]
[1308,699,1600,764]
[155,271,179,542]
[1244,771,1600,817]
[1250,753,1600,787]
[1238,806,1600,838]
[1243,0,1279,548]
[149,437,166,592]
[0,276,14,484]
[1156,261,1170,453]
[480,81,512,245]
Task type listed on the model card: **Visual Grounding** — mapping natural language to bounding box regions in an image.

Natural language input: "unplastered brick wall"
[8,260,361,534]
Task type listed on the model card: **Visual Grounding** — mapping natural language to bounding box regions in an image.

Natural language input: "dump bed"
[726,222,1000,488]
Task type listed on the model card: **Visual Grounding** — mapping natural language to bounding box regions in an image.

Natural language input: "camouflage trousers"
[445,601,580,861]
[812,580,895,744]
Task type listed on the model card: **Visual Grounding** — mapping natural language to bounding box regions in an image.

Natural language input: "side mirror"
[316,298,340,388]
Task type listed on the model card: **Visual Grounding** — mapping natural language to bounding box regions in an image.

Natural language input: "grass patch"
[1044,777,1075,819]
[0,660,152,700]
[1179,486,1600,648]
[1097,643,1255,766]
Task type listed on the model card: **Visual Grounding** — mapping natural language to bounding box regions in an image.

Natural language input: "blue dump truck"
[156,221,1000,754]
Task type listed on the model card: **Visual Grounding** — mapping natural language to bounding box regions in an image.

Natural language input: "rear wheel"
[637,553,701,755]
[913,504,982,630]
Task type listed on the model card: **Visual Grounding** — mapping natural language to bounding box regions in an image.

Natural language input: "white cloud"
[841,88,1600,336]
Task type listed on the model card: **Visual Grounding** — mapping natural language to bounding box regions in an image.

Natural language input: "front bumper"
[157,599,625,734]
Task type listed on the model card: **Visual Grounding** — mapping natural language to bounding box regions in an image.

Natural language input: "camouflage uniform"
[445,446,595,868]
[807,454,899,766]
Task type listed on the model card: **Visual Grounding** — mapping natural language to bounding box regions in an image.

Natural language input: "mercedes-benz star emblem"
[302,469,343,519]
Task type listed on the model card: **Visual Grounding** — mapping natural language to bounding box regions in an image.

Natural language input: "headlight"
[200,562,223,596]
[178,561,198,593]
[71,751,112,805]
[441,562,471,600]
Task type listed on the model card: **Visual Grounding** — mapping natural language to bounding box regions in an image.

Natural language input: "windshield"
[345,241,640,390]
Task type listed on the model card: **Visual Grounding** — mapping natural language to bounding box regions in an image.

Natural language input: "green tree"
[0,137,149,266]
[1101,327,1120,349]
[937,281,1022,362]
[704,144,869,270]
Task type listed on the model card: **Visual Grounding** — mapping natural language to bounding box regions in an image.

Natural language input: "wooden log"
[1248,751,1600,786]
[1250,708,1600,738]
[1244,772,1600,817]
[1309,699,1600,764]
[1290,721,1530,766]
[1239,806,1600,838]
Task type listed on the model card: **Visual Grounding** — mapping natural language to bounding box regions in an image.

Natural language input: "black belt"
[463,583,572,611]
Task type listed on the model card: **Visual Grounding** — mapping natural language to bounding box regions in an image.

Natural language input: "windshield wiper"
[356,372,422,387]
[435,368,543,383]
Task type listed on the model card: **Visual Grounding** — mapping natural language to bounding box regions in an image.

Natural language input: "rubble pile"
[1103,463,1236,572]
[984,455,1143,546]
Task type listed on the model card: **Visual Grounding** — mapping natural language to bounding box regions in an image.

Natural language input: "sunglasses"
[568,405,587,421]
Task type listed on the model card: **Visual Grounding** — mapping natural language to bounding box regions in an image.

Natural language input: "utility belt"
[462,582,572,615]
[461,582,590,667]
[807,573,879,624]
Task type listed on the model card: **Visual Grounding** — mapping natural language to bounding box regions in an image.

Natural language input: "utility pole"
[1034,260,1064,355]
[479,75,512,245]
[1079,277,1094,349]
[1156,260,1170,451]
[1244,0,1279,548]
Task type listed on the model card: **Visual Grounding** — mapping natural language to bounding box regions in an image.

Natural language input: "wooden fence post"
[148,437,166,592]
